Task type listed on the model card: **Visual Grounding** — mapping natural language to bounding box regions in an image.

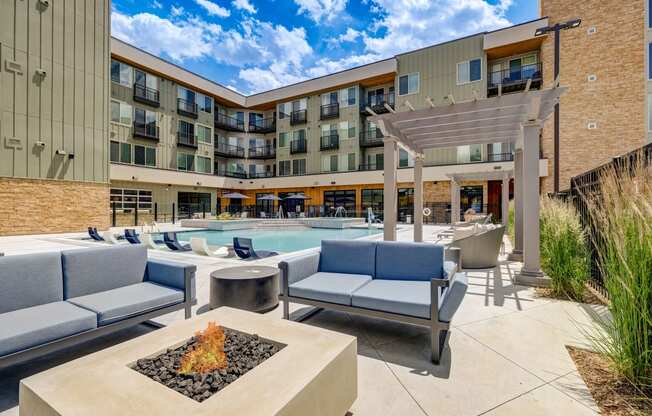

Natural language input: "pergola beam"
[407,122,523,140]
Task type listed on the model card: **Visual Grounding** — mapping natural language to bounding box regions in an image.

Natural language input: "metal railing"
[290,109,307,125]
[359,163,382,171]
[215,168,247,179]
[487,63,543,92]
[248,117,276,133]
[361,92,395,114]
[177,130,197,148]
[214,141,245,158]
[177,98,198,118]
[320,133,339,151]
[133,122,159,141]
[133,84,160,107]
[248,145,276,159]
[290,139,307,154]
[359,128,384,147]
[487,152,514,162]
[320,102,339,120]
[215,113,245,132]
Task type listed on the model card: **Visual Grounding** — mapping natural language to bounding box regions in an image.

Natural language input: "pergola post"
[516,121,549,286]
[383,137,398,241]
[501,174,510,228]
[450,179,460,224]
[413,155,424,242]
[509,149,524,261]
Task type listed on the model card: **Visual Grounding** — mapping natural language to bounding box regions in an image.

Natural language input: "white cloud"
[194,0,230,17]
[151,1,163,9]
[293,0,348,23]
[170,5,184,16]
[328,27,361,46]
[363,0,513,58]
[232,0,257,14]
[306,53,379,78]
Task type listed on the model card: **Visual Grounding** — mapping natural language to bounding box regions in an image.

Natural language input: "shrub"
[539,195,589,300]
[586,160,652,384]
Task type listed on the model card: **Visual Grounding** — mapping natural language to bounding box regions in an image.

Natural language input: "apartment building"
[0,0,112,235]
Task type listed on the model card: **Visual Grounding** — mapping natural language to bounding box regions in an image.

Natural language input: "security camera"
[35,68,47,77]
[38,0,49,7]
[35,141,46,148]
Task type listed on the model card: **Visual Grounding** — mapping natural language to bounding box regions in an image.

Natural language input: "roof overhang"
[484,17,549,60]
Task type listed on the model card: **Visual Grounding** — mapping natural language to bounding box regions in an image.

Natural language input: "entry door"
[509,59,522,81]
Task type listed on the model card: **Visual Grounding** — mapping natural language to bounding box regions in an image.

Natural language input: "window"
[457,144,483,163]
[278,103,289,119]
[110,60,132,87]
[649,43,652,79]
[177,86,196,104]
[322,155,338,172]
[339,120,355,139]
[292,159,306,175]
[134,69,158,91]
[340,86,357,107]
[110,141,119,162]
[321,91,338,105]
[279,160,291,176]
[648,94,652,131]
[278,132,289,147]
[196,156,212,174]
[177,153,195,171]
[293,129,306,142]
[119,142,132,164]
[398,73,419,96]
[197,93,213,113]
[399,148,414,168]
[110,188,152,212]
[110,100,132,125]
[324,190,356,216]
[178,120,194,142]
[348,153,356,171]
[196,124,212,144]
[457,58,482,84]
[134,145,156,167]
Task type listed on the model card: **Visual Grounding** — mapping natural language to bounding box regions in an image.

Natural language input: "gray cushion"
[319,240,376,276]
[0,301,97,356]
[67,282,183,326]
[375,242,444,281]
[289,272,372,305]
[62,245,148,299]
[439,273,468,323]
[0,252,63,314]
[351,279,431,318]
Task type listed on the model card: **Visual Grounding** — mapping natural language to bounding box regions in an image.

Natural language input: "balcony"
[177,130,197,148]
[320,133,339,151]
[360,92,395,115]
[248,145,276,159]
[359,163,382,171]
[487,63,542,97]
[215,113,245,132]
[487,152,514,162]
[249,171,275,179]
[320,103,339,120]
[133,84,160,107]
[359,128,384,147]
[216,168,247,179]
[177,98,198,119]
[214,141,245,158]
[290,139,307,154]
[132,122,159,141]
[290,109,307,125]
[248,117,276,134]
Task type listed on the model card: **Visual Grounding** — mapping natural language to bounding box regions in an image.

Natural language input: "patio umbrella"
[256,194,282,201]
[283,193,312,200]
[222,192,250,199]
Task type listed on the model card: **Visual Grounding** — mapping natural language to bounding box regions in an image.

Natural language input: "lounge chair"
[102,231,123,245]
[163,232,192,251]
[448,225,506,269]
[142,233,165,250]
[233,237,278,260]
[88,227,104,241]
[124,229,141,244]
[240,211,249,219]
[190,237,229,257]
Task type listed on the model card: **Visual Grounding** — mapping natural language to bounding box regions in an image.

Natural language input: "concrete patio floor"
[0,225,607,415]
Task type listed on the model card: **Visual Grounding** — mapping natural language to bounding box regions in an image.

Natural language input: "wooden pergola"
[369,85,566,283]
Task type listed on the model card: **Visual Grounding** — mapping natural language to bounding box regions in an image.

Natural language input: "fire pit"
[131,323,284,402]
[20,307,357,416]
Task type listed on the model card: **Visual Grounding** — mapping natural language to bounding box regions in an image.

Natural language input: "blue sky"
[112,0,538,95]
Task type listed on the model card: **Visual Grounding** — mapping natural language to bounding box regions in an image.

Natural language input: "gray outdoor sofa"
[0,245,196,369]
[279,240,468,363]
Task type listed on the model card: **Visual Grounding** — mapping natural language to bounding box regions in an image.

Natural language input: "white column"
[509,149,524,261]
[450,179,461,224]
[414,155,424,242]
[501,174,510,228]
[383,137,398,241]
[516,121,549,286]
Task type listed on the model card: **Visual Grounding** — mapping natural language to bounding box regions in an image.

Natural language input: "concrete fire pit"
[20,307,357,416]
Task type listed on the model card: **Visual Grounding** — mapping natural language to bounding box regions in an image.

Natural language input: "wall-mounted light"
[55,149,67,156]
[131,176,138,180]
[68,153,75,160]
[196,182,202,186]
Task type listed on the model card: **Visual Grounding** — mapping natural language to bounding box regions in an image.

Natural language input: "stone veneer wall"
[540,0,646,193]
[0,178,109,236]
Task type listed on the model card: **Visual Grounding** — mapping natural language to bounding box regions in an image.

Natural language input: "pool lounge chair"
[124,229,141,244]
[163,232,192,252]
[102,231,123,245]
[233,237,278,260]
[142,233,165,250]
[88,227,104,241]
[190,237,230,257]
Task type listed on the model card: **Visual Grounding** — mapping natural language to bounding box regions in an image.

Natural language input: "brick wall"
[0,178,109,236]
[540,0,646,192]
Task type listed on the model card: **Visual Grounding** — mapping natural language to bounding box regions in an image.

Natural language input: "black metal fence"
[555,142,652,296]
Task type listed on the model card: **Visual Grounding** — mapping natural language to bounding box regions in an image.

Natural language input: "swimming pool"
[170,227,382,252]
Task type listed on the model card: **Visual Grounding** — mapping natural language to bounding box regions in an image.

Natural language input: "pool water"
[172,227,382,252]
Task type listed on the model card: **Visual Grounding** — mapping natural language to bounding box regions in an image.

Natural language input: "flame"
[178,322,227,375]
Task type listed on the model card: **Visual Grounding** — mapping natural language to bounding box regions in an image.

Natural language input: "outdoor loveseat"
[279,240,468,363]
[0,245,196,369]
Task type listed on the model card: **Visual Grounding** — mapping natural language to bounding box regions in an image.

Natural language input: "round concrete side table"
[209,266,280,313]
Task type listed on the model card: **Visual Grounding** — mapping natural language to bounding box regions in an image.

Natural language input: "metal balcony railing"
[359,128,384,147]
[290,109,307,125]
[320,133,339,151]
[290,139,307,154]
[177,130,197,148]
[133,122,159,141]
[359,163,382,171]
[360,92,395,115]
[214,113,245,132]
[320,102,339,120]
[214,141,245,158]
[248,117,276,133]
[248,145,276,159]
[133,84,160,107]
[487,62,543,96]
[177,98,198,118]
